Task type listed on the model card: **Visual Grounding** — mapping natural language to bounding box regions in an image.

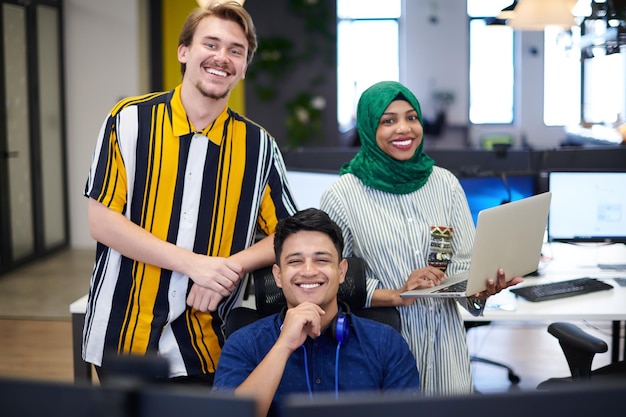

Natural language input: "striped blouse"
[83,85,296,377]
[320,166,476,396]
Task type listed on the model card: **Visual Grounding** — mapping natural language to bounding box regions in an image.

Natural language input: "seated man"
[213,208,420,417]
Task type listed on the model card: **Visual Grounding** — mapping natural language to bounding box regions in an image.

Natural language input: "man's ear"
[272,263,282,288]
[177,44,188,64]
[338,258,348,284]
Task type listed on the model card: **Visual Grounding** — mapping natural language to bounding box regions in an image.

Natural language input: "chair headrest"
[253,257,367,317]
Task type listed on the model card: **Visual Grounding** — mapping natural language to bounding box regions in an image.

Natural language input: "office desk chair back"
[538,322,626,389]
[224,257,401,338]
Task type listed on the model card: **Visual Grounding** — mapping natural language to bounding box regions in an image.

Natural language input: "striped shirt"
[83,85,297,377]
[320,166,476,396]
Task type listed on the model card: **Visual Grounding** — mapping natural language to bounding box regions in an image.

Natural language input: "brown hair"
[178,1,258,75]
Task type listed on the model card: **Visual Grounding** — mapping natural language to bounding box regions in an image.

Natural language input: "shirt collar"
[170,84,230,145]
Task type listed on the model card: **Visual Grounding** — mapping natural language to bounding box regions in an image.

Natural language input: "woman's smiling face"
[375,99,423,161]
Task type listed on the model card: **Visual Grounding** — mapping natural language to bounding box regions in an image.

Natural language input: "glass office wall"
[37,4,66,249]
[2,3,34,262]
[0,0,67,274]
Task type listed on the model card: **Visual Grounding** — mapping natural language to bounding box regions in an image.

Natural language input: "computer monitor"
[285,169,341,210]
[1,378,109,417]
[281,384,624,417]
[0,377,256,417]
[545,171,626,243]
[458,172,537,225]
[137,386,256,417]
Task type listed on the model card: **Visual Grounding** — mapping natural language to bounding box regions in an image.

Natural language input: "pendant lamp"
[508,0,576,30]
[497,1,518,20]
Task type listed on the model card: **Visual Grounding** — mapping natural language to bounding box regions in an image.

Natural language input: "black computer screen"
[546,171,626,243]
[137,386,256,417]
[281,384,624,417]
[0,377,256,417]
[1,378,107,417]
[458,173,537,225]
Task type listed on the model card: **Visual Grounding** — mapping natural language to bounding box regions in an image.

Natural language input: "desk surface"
[70,294,88,314]
[462,242,626,321]
[71,243,626,321]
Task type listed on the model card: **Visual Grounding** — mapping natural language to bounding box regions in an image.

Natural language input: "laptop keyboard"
[434,280,467,293]
[510,277,613,302]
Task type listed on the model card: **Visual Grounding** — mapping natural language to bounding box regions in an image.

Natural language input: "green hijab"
[341,81,434,194]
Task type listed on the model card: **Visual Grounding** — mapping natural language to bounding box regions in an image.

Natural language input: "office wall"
[401,0,469,128]
[64,0,144,249]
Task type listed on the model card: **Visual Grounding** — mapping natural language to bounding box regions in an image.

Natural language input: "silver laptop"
[401,192,552,298]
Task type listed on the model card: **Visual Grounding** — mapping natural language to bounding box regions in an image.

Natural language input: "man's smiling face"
[272,230,347,311]
[178,15,248,100]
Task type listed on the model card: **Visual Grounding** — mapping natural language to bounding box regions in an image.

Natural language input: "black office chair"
[224,257,401,338]
[465,321,521,384]
[537,322,626,389]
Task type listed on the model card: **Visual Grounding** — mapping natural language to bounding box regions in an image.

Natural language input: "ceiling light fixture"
[497,1,518,20]
[507,0,577,30]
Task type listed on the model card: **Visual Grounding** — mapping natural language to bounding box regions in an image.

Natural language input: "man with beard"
[83,1,297,385]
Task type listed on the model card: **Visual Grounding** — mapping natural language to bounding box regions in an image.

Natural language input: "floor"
[0,249,615,392]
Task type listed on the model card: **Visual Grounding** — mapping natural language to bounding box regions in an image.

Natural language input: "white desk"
[69,294,90,383]
[462,242,626,362]
[69,242,626,383]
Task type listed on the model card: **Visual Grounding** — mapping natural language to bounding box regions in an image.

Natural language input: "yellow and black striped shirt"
[83,85,297,377]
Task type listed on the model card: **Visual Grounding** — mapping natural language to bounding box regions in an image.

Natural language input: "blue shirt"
[213,313,420,415]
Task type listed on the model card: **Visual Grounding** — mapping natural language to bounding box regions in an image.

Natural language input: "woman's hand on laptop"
[407,266,446,289]
[374,266,447,307]
[475,269,524,299]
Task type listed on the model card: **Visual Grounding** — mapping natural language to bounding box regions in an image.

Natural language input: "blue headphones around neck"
[331,303,351,345]
[280,301,352,399]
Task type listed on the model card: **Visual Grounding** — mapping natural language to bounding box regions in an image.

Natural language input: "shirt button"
[315,378,321,384]
[172,291,176,298]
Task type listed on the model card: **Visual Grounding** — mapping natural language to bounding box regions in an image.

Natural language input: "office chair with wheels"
[537,322,626,389]
[465,321,521,384]
[224,257,401,338]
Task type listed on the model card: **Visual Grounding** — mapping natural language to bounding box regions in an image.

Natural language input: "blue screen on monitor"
[459,174,537,225]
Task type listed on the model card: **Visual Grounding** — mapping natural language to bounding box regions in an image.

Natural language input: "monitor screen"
[281,384,624,417]
[137,386,256,417]
[458,173,537,225]
[286,169,341,210]
[547,171,626,243]
[0,377,256,417]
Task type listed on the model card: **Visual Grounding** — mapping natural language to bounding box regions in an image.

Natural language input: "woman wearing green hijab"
[320,81,522,396]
